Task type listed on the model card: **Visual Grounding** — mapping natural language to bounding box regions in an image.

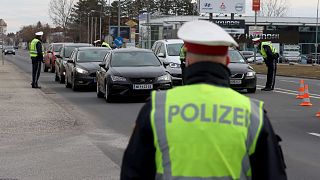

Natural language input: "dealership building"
[140,15,320,56]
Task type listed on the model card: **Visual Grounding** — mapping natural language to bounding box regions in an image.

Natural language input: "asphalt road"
[5,51,320,180]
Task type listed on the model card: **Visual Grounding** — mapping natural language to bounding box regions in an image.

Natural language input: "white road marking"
[279,80,299,84]
[308,132,320,138]
[257,85,320,99]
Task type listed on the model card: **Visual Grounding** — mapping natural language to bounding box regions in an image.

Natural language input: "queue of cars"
[46,40,257,103]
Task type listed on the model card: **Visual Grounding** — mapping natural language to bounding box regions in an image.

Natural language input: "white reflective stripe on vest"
[153,91,262,180]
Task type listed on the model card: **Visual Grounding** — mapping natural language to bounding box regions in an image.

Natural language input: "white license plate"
[133,84,153,90]
[230,79,242,85]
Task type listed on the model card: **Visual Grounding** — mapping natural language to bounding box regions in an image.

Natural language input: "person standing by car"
[29,31,44,88]
[253,38,279,91]
[179,44,186,84]
[121,21,287,180]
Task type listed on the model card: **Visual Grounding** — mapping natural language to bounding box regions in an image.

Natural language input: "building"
[140,15,320,56]
[0,19,7,34]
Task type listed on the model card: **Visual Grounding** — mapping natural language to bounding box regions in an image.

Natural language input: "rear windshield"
[53,44,62,52]
[111,52,161,67]
[77,49,109,62]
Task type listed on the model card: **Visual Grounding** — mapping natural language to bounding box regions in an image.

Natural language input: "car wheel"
[13,53,15,55]
[65,74,71,88]
[59,73,65,84]
[97,81,104,98]
[105,81,113,103]
[55,71,59,81]
[43,64,49,72]
[247,87,256,93]
[72,76,78,91]
[51,64,55,73]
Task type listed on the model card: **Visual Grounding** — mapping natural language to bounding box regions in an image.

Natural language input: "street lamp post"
[316,0,319,64]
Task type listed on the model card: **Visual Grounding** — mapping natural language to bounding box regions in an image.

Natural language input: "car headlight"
[158,74,171,81]
[75,67,88,74]
[169,62,180,68]
[246,71,256,77]
[4,50,7,52]
[111,75,127,82]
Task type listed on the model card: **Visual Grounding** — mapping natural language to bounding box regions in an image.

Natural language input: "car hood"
[111,66,166,78]
[163,56,181,64]
[228,63,254,74]
[77,62,101,71]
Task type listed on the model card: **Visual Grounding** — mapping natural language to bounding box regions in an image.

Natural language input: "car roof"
[77,47,111,51]
[112,48,153,53]
[156,39,184,44]
[62,43,91,47]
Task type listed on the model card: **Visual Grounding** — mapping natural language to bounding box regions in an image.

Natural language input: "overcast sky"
[0,0,318,33]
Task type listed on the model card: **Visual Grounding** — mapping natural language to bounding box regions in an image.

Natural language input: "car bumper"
[230,77,257,90]
[74,77,97,87]
[4,51,15,54]
[109,82,172,97]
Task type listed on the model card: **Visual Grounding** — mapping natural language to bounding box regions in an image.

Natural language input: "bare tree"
[259,0,289,17]
[49,0,75,32]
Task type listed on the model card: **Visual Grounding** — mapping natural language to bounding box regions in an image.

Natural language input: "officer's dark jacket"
[121,62,287,180]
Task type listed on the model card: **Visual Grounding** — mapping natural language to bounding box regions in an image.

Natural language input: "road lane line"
[257,85,320,99]
[308,132,320,138]
[279,80,299,84]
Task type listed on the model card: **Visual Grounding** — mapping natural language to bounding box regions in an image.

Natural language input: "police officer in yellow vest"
[253,38,279,91]
[121,21,287,180]
[29,31,44,88]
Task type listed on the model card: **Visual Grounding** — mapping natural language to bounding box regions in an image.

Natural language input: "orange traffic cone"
[300,84,312,106]
[296,80,305,99]
[316,111,320,117]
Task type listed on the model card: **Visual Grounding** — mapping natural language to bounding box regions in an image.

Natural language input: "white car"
[247,54,264,64]
[151,39,184,85]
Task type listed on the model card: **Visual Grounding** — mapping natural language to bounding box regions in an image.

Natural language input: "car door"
[156,43,167,62]
[97,52,109,87]
[66,50,76,82]
[101,52,112,93]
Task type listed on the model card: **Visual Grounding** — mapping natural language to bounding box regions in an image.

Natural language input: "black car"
[55,43,91,83]
[3,46,15,55]
[65,47,110,91]
[96,48,172,102]
[228,49,257,93]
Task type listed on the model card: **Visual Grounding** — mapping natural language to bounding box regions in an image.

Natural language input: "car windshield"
[5,46,13,49]
[64,45,89,58]
[111,52,161,67]
[53,44,62,52]
[77,50,108,62]
[167,43,183,56]
[229,50,246,63]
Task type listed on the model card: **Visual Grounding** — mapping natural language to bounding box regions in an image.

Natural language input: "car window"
[111,52,161,67]
[64,45,88,58]
[158,44,166,55]
[167,43,183,56]
[77,50,108,62]
[70,51,76,61]
[151,42,158,52]
[53,44,62,52]
[229,50,246,63]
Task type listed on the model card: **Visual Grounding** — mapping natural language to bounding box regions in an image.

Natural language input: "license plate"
[133,84,153,90]
[230,79,242,85]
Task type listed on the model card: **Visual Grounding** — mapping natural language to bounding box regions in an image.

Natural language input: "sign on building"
[199,0,246,14]
[249,26,264,35]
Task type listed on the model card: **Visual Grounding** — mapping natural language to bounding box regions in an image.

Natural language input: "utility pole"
[254,11,257,62]
[87,15,90,44]
[316,0,319,64]
[91,16,94,44]
[118,0,121,37]
[95,17,97,41]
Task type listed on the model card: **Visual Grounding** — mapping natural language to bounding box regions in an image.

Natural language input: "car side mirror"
[67,59,74,63]
[55,54,62,58]
[163,61,170,67]
[157,53,166,58]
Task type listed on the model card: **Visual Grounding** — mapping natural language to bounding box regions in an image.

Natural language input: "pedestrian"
[253,38,279,91]
[179,44,186,84]
[29,31,44,89]
[121,20,287,180]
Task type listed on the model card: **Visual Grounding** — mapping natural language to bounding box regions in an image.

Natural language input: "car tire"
[105,81,113,103]
[59,73,65,84]
[51,64,55,73]
[44,64,49,72]
[55,71,59,81]
[247,87,256,93]
[13,53,15,55]
[72,76,78,91]
[65,74,71,88]
[97,81,104,98]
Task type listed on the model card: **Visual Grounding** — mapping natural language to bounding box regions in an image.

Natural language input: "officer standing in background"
[179,44,186,84]
[121,21,287,180]
[29,31,44,89]
[253,38,279,91]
